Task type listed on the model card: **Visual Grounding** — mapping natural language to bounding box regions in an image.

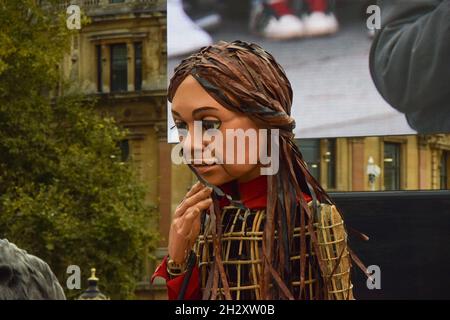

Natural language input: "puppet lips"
[192,163,217,174]
[190,158,219,166]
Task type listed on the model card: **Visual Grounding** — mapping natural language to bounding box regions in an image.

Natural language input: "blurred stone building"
[167,133,450,217]
[60,0,169,299]
[296,134,450,192]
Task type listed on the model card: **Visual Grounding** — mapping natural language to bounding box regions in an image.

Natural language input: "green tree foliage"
[0,1,158,299]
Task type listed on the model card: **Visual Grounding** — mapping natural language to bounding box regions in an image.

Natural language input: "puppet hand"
[168,181,212,264]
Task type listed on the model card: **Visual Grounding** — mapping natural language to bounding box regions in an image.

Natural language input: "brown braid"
[168,40,343,300]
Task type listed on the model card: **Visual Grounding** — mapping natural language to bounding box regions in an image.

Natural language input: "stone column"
[127,41,135,92]
[418,135,430,190]
[350,137,365,191]
[155,121,171,248]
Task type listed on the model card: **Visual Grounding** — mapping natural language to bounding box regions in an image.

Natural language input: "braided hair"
[168,40,340,299]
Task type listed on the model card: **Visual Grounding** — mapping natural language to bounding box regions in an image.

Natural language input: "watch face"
[167,259,186,276]
[168,259,184,269]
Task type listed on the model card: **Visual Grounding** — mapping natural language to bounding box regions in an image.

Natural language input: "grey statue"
[0,239,66,300]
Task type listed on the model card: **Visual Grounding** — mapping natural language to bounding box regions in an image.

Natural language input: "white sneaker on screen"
[250,2,305,40]
[303,11,339,37]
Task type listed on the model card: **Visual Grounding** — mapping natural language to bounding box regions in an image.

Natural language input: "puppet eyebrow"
[171,106,219,119]
[171,110,182,118]
[192,106,218,117]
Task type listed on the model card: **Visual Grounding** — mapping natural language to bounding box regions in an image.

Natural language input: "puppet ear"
[0,264,13,285]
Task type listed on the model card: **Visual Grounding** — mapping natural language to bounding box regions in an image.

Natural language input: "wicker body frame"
[193,201,354,300]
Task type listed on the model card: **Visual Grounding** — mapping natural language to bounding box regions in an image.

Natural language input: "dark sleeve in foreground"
[369,0,450,133]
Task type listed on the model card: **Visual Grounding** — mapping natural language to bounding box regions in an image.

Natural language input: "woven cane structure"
[194,201,353,300]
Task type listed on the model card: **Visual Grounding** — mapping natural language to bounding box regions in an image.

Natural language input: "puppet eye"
[202,119,221,130]
[174,120,187,130]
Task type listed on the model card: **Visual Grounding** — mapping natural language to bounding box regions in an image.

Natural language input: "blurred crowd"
[168,0,373,57]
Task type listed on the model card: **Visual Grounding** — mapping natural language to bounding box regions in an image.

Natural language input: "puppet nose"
[180,130,207,164]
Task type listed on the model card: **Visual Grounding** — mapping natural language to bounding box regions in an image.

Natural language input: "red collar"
[218,176,312,210]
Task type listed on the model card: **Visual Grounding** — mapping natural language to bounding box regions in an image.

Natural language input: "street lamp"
[77,268,109,300]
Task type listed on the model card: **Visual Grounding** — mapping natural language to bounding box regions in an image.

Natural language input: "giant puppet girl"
[152,40,364,300]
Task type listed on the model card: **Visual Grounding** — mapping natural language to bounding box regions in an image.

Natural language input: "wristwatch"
[166,256,188,277]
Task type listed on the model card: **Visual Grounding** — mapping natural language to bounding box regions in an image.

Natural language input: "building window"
[119,140,130,162]
[110,43,128,92]
[324,138,336,189]
[296,139,321,182]
[134,42,142,91]
[96,45,102,93]
[440,151,449,190]
[383,142,401,190]
[96,42,143,93]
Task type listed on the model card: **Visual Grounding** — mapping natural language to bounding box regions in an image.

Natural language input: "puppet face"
[171,75,263,186]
